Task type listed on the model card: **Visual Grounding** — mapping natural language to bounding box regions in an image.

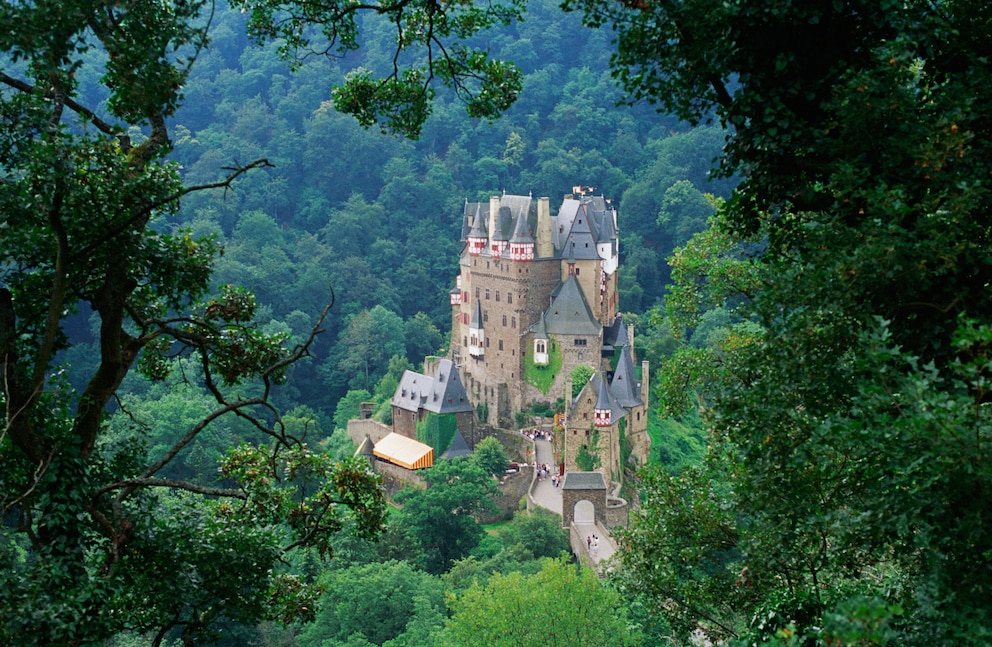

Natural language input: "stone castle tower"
[448,189,650,485]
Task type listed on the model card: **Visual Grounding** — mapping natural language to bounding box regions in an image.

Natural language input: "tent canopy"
[373,432,434,470]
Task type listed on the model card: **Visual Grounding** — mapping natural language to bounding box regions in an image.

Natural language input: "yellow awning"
[373,432,434,470]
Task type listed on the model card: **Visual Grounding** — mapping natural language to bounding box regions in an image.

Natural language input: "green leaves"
[232,0,525,137]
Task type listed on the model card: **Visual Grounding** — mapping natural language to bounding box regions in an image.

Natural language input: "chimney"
[489,195,500,243]
[537,196,553,258]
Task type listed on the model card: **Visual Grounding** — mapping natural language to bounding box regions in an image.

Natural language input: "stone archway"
[573,498,595,524]
[560,471,607,527]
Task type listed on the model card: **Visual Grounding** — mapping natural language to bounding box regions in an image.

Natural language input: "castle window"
[485,288,490,300]
[486,338,490,347]
[575,267,580,276]
[499,340,504,350]
[502,314,507,326]
[475,287,480,299]
[507,292,512,304]
[484,310,489,322]
[536,340,546,354]
[463,336,467,347]
[511,316,516,328]
[495,290,500,302]
[574,339,587,346]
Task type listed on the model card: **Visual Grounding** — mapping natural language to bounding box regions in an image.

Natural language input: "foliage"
[394,457,498,574]
[522,338,562,394]
[231,0,525,138]
[472,437,510,476]
[297,560,446,647]
[582,1,992,643]
[574,430,600,472]
[645,411,705,470]
[0,0,407,642]
[438,558,641,646]
[415,412,458,456]
[494,508,570,562]
[568,364,595,391]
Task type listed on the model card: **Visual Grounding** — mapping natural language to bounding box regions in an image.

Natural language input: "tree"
[395,457,498,574]
[297,560,446,647]
[334,305,407,392]
[472,437,510,476]
[438,558,640,646]
[231,0,525,137]
[3,0,567,640]
[568,1,992,642]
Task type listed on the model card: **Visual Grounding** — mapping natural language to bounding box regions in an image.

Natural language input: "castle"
[448,189,650,486]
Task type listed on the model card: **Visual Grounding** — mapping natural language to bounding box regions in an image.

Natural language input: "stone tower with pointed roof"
[449,189,650,484]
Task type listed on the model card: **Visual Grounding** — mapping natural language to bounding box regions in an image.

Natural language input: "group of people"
[521,427,553,443]
[536,462,562,487]
[586,534,600,554]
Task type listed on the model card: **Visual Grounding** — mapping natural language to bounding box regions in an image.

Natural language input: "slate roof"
[493,206,512,242]
[543,275,601,336]
[529,312,549,339]
[441,430,473,459]
[470,299,483,330]
[603,316,630,350]
[553,196,617,260]
[561,471,607,490]
[509,204,535,244]
[590,373,627,423]
[391,359,473,415]
[466,203,488,241]
[610,346,643,408]
[423,359,472,414]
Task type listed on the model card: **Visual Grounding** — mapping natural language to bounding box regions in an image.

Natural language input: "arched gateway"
[560,471,607,527]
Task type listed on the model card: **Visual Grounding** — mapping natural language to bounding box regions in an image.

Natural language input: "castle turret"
[467,204,488,256]
[509,205,535,262]
[532,314,549,365]
[491,205,511,259]
[594,375,613,428]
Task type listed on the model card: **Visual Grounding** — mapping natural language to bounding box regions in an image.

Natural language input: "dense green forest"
[59,0,731,418]
[4,0,991,645]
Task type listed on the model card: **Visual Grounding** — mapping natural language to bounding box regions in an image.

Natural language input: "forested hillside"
[1,0,718,644]
[63,0,731,421]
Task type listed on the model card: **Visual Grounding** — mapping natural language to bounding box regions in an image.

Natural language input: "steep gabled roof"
[467,203,488,240]
[543,275,600,336]
[470,298,483,330]
[562,203,599,260]
[392,369,431,413]
[591,372,627,422]
[493,205,512,242]
[422,359,473,414]
[391,360,474,415]
[441,430,473,459]
[610,345,643,408]
[509,203,535,244]
[603,316,630,349]
[528,312,549,339]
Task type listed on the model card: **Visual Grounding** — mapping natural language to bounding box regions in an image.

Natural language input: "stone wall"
[372,458,426,497]
[347,418,391,448]
[604,496,629,529]
[482,465,533,523]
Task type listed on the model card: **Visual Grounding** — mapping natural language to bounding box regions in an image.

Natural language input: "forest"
[2,0,991,645]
